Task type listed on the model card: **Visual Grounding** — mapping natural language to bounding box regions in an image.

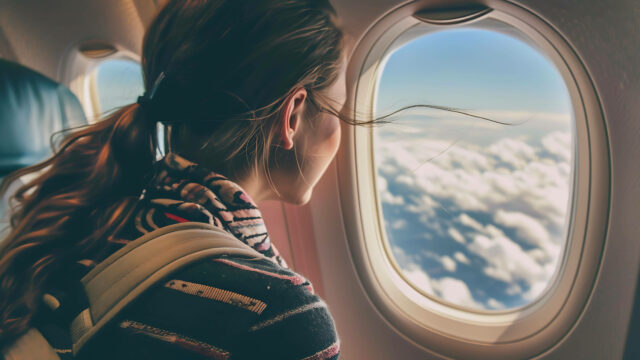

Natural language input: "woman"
[0,0,353,358]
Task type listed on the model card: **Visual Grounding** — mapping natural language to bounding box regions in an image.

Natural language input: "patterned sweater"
[37,153,340,360]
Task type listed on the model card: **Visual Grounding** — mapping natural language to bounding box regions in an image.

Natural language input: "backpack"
[2,222,266,359]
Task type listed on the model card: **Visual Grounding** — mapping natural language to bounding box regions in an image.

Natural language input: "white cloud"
[376,131,572,223]
[458,214,485,232]
[400,259,481,309]
[487,298,506,310]
[441,256,457,272]
[377,176,388,191]
[526,248,548,263]
[381,191,405,206]
[391,246,417,266]
[431,277,481,309]
[406,195,438,217]
[506,283,523,296]
[454,251,470,265]
[448,228,466,244]
[494,210,560,261]
[396,174,415,187]
[542,131,572,162]
[391,219,407,229]
[488,138,538,168]
[377,176,405,206]
[403,264,435,295]
[467,234,551,288]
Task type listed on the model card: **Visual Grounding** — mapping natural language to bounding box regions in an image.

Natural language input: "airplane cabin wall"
[320,0,638,358]
[511,1,639,359]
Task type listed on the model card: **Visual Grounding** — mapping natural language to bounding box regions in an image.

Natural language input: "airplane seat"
[0,58,87,238]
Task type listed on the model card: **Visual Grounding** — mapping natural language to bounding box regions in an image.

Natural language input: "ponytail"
[0,104,155,347]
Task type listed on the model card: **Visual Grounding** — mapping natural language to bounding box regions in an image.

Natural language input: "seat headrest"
[0,59,87,176]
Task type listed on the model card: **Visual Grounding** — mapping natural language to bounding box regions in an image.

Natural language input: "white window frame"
[337,1,610,358]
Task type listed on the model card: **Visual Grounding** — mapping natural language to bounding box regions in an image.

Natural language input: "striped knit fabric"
[37,153,340,359]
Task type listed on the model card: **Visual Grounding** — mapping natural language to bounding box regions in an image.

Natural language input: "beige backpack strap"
[70,222,266,355]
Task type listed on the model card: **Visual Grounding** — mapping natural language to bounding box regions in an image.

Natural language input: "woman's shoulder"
[106,254,340,359]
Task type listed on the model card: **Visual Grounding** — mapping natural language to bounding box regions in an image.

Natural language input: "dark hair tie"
[137,72,166,106]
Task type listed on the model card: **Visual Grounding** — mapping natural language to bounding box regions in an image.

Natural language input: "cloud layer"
[376,118,573,310]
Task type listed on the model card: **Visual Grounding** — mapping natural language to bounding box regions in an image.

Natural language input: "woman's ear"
[278,88,307,150]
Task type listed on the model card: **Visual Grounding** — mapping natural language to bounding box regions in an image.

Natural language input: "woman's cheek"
[319,115,341,157]
[305,116,340,184]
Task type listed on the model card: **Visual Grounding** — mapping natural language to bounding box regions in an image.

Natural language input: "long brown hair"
[0,0,348,346]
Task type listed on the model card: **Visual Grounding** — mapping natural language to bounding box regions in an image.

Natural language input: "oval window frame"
[371,15,577,314]
[337,1,610,358]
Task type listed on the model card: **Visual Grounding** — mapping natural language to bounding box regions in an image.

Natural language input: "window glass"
[374,27,574,311]
[95,59,144,114]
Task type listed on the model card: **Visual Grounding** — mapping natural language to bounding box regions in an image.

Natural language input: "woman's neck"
[234,174,271,204]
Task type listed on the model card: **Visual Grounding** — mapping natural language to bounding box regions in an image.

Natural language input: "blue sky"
[376,28,571,114]
[374,26,574,310]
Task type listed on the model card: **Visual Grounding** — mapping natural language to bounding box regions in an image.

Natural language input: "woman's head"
[139,0,348,204]
[0,0,348,345]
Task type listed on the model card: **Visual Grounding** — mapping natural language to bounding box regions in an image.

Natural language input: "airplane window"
[373,27,575,311]
[94,59,144,114]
